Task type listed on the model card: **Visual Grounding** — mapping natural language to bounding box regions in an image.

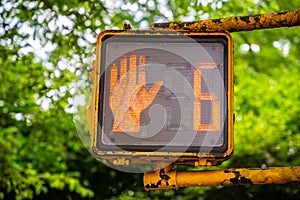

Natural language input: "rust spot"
[240,16,250,23]
[201,24,207,31]
[144,178,164,189]
[145,181,162,189]
[212,19,221,23]
[160,169,171,181]
[145,169,171,189]
[253,15,260,22]
[229,170,253,185]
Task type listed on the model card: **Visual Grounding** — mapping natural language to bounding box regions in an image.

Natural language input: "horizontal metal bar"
[150,9,300,32]
[144,166,300,190]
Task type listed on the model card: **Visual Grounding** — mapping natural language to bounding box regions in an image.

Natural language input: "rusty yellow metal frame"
[86,30,234,167]
[150,8,300,32]
[144,166,300,190]
[143,8,300,190]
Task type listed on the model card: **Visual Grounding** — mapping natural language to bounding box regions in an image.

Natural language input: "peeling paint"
[159,169,171,181]
[145,182,160,189]
[144,169,173,189]
[239,16,250,23]
[159,169,171,186]
[229,170,253,185]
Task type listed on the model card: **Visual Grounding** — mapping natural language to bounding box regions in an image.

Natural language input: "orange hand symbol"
[109,51,163,132]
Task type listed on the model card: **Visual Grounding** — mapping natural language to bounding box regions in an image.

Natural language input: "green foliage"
[0,0,300,199]
[228,25,300,169]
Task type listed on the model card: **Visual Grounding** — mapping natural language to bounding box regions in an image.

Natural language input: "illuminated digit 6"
[193,63,220,132]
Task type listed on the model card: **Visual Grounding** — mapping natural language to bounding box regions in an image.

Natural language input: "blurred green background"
[0,0,299,199]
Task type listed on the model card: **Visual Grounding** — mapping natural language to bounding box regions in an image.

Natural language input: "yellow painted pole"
[150,9,300,32]
[144,167,300,190]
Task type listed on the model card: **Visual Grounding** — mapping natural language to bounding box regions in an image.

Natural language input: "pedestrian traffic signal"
[86,30,234,167]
